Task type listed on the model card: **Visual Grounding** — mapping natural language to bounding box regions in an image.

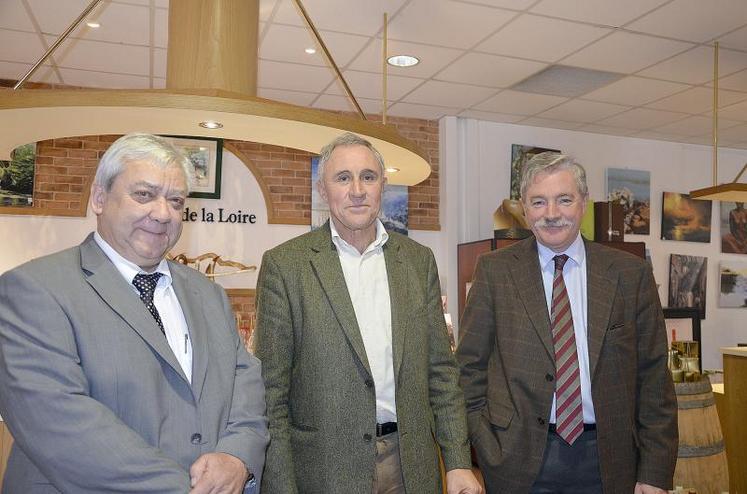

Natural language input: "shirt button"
[537,417,546,426]
[545,373,554,382]
[191,433,202,444]
[364,379,374,388]
[363,433,372,442]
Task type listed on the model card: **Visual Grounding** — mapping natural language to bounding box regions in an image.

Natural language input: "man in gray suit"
[457,152,677,494]
[0,133,268,493]
[254,133,482,493]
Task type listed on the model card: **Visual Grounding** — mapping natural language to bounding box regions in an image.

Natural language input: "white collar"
[93,231,172,284]
[329,218,389,255]
[537,232,585,270]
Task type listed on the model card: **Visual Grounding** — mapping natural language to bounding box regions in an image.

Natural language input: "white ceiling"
[2,0,747,148]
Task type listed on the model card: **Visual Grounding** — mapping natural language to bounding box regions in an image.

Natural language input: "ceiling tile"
[153,48,166,78]
[325,70,424,101]
[257,87,317,106]
[476,14,610,63]
[717,124,747,141]
[402,80,497,107]
[718,25,747,51]
[577,124,639,136]
[718,99,747,121]
[258,60,334,92]
[260,24,369,67]
[654,115,741,136]
[638,46,747,84]
[583,76,689,106]
[259,0,278,21]
[386,0,517,49]
[517,116,584,130]
[311,94,381,114]
[348,39,463,79]
[597,108,688,129]
[0,29,46,64]
[536,99,629,122]
[646,87,747,114]
[46,35,150,75]
[154,8,168,48]
[680,135,713,145]
[561,31,692,73]
[0,60,58,85]
[452,0,536,8]
[458,109,526,123]
[272,0,407,36]
[387,102,458,120]
[435,53,546,88]
[529,0,670,28]
[627,0,747,43]
[473,89,567,115]
[57,68,151,89]
[152,77,166,88]
[629,130,688,143]
[717,69,747,92]
[0,3,35,31]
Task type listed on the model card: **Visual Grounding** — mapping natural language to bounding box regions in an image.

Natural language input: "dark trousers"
[372,431,406,494]
[529,429,603,494]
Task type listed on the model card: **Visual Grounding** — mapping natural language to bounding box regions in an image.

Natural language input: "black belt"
[376,422,397,437]
[548,423,596,433]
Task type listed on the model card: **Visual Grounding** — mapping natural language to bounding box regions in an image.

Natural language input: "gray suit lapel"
[383,236,407,381]
[508,239,554,360]
[309,224,373,378]
[170,265,209,401]
[585,241,617,378]
[79,234,190,384]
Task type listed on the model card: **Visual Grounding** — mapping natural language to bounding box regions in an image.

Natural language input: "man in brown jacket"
[457,152,677,493]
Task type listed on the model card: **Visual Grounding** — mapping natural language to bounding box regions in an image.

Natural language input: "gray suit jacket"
[254,222,471,494]
[0,234,269,493]
[457,238,678,494]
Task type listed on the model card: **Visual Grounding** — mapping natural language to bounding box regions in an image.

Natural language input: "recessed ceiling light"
[86,21,100,28]
[304,47,316,54]
[387,55,419,68]
[199,120,223,129]
[385,167,400,173]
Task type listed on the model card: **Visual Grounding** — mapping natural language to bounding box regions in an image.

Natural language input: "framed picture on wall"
[510,144,559,200]
[720,201,747,254]
[719,260,747,308]
[0,142,36,207]
[668,254,707,319]
[661,192,712,243]
[606,168,650,235]
[162,136,223,199]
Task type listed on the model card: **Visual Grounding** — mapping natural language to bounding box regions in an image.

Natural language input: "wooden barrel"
[673,377,729,494]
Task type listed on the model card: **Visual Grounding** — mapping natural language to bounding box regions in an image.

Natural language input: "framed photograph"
[663,307,701,371]
[162,136,223,199]
[510,144,559,200]
[310,156,408,234]
[661,192,712,243]
[669,254,708,319]
[719,260,747,308]
[606,168,650,235]
[720,201,747,254]
[0,142,35,207]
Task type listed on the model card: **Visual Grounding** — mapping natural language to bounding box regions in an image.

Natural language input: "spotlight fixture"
[386,55,419,68]
[304,47,316,54]
[199,120,223,129]
[86,21,100,28]
[385,167,400,173]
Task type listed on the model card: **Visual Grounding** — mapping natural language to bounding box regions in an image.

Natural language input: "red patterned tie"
[551,254,583,445]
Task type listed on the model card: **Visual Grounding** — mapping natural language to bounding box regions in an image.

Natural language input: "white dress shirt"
[537,233,596,424]
[94,232,193,383]
[330,219,396,423]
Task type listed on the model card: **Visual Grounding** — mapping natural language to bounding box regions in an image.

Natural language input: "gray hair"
[93,133,194,193]
[520,151,588,200]
[316,132,385,183]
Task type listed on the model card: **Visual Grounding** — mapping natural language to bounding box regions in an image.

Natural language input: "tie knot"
[133,272,163,298]
[553,254,569,271]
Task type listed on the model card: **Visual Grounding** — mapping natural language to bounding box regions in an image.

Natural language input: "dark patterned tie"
[551,254,583,445]
[133,272,165,334]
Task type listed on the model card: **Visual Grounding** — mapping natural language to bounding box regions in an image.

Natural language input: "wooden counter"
[0,421,13,488]
[721,347,747,493]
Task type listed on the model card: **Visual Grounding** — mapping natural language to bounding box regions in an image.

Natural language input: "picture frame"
[0,142,36,207]
[162,135,223,199]
[663,306,702,372]
[668,253,708,319]
[510,144,559,200]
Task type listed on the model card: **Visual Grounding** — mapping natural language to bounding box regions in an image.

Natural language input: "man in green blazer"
[255,133,482,494]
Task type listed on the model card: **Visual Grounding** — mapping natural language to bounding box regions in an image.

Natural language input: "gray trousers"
[372,431,406,494]
[529,429,603,494]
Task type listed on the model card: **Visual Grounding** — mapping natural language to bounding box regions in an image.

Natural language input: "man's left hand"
[446,468,484,494]
[634,482,667,494]
[189,452,249,494]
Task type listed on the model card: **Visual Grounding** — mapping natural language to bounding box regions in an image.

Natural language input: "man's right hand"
[189,452,249,494]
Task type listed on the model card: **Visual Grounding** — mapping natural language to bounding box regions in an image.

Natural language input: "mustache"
[532,218,573,228]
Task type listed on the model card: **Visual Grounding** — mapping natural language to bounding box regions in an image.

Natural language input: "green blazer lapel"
[584,241,617,378]
[383,235,407,382]
[170,264,209,402]
[508,238,554,360]
[79,234,190,384]
[308,224,373,378]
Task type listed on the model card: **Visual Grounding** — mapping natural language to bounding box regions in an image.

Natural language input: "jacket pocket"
[484,400,514,429]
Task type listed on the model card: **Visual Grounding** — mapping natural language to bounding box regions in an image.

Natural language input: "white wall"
[441,116,747,370]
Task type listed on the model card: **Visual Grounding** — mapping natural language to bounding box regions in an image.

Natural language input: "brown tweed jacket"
[457,237,678,494]
[255,222,472,493]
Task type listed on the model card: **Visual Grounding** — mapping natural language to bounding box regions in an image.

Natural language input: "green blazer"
[255,222,471,493]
